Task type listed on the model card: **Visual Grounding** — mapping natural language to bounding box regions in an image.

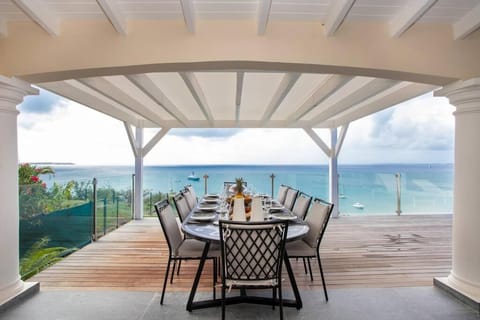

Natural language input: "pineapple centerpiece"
[234,177,245,197]
[228,178,252,219]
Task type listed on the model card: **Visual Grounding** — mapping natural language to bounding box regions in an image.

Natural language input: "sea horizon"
[41,163,453,216]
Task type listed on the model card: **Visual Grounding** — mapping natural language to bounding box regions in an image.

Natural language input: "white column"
[434,78,480,302]
[0,76,38,303]
[134,127,144,220]
[329,128,340,217]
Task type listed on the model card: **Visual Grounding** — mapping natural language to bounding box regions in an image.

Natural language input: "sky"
[17,88,455,166]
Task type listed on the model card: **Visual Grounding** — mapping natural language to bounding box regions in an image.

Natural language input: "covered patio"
[1,0,480,317]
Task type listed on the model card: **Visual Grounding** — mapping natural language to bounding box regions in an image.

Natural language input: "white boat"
[352,202,364,209]
[187,172,200,181]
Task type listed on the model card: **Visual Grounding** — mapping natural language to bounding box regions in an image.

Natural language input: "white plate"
[201,199,219,204]
[191,213,216,221]
[204,194,219,199]
[271,213,297,220]
[197,204,219,211]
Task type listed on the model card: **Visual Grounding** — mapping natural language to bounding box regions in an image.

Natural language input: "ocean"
[45,164,453,215]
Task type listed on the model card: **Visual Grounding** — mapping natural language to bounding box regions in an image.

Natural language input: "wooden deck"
[31,214,452,291]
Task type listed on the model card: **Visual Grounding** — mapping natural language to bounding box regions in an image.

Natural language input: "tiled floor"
[1,286,478,320]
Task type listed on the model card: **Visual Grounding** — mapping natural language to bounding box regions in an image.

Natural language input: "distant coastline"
[29,162,75,166]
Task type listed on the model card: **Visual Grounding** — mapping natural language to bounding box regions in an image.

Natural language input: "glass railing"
[157,164,453,216]
[19,174,134,279]
[94,176,133,238]
[19,181,93,259]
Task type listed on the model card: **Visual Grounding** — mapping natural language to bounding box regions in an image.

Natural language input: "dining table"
[181,193,310,312]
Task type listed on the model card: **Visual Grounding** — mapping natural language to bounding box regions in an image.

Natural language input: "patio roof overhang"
[1,0,480,310]
[1,2,479,131]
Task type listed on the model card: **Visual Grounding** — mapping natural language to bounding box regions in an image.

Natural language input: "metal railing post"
[395,173,402,215]
[203,174,209,195]
[149,192,153,215]
[92,177,97,241]
[270,173,275,198]
[131,174,135,220]
[116,196,119,228]
[103,197,107,235]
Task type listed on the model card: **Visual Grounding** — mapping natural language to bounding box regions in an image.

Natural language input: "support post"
[134,127,144,220]
[124,125,170,220]
[329,128,340,218]
[304,126,348,218]
[0,77,39,305]
[434,78,480,308]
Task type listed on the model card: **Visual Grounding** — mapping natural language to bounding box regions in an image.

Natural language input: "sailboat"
[352,202,365,209]
[187,171,200,181]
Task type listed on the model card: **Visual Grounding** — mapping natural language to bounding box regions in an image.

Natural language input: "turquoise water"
[46,164,453,215]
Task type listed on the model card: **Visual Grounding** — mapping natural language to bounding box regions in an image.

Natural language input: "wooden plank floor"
[31,214,452,291]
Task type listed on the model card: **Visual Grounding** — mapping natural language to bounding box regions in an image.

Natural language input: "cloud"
[18,88,65,115]
[168,128,243,139]
[366,93,454,151]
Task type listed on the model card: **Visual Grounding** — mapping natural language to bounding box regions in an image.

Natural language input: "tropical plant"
[18,163,55,219]
[19,237,75,280]
[18,163,54,186]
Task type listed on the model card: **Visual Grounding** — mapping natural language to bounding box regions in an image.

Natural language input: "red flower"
[30,176,39,183]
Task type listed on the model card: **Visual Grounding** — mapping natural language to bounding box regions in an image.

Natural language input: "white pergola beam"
[324,0,356,36]
[309,78,398,126]
[261,73,301,124]
[303,127,331,157]
[286,75,353,125]
[96,0,127,35]
[123,121,139,158]
[390,0,437,37]
[0,18,7,37]
[453,2,480,40]
[143,128,170,156]
[335,123,349,157]
[12,0,60,36]
[180,72,214,126]
[126,74,188,126]
[40,80,144,127]
[257,0,272,35]
[236,72,244,123]
[79,77,169,127]
[180,0,196,33]
[332,82,437,126]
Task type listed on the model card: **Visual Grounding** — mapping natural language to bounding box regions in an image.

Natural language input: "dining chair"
[172,192,191,223]
[291,192,312,220]
[219,220,289,320]
[154,199,219,305]
[183,185,197,210]
[283,188,299,211]
[276,185,289,205]
[285,198,333,301]
[185,184,198,209]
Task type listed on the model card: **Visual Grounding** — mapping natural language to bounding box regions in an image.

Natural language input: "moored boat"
[187,171,200,181]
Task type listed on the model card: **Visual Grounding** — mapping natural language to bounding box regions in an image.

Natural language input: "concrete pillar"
[434,78,480,305]
[0,76,38,303]
[134,127,144,220]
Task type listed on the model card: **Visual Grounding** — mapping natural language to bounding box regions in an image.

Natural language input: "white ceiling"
[1,0,478,129]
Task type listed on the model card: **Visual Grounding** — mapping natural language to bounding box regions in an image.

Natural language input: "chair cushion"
[285,239,316,257]
[177,239,220,258]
